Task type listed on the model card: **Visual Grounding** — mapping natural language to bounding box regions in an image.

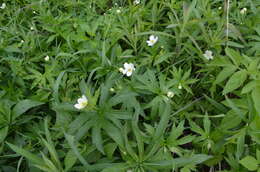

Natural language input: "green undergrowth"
[0,0,260,171]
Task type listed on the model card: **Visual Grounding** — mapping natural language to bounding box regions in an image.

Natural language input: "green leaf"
[224,96,246,121]
[183,0,197,24]
[257,150,260,162]
[153,103,171,141]
[12,99,44,120]
[203,114,211,134]
[145,154,211,169]
[252,86,260,115]
[43,118,61,169]
[223,70,247,94]
[104,143,117,159]
[0,127,8,142]
[53,71,66,103]
[204,94,228,112]
[239,156,258,171]
[189,120,204,135]
[168,121,185,142]
[103,121,124,148]
[220,110,241,130]
[132,115,144,157]
[236,129,245,160]
[215,66,237,84]
[154,52,175,66]
[225,47,242,66]
[176,135,195,145]
[65,134,90,169]
[241,81,256,94]
[64,150,77,171]
[6,142,43,165]
[101,163,126,172]
[92,125,104,154]
[181,167,191,172]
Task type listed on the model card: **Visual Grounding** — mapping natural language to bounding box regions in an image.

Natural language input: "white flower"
[0,3,6,9]
[133,0,140,5]
[116,9,121,13]
[119,67,124,73]
[33,11,36,14]
[74,95,88,110]
[110,88,115,92]
[240,8,247,14]
[218,6,222,10]
[178,84,182,89]
[119,63,135,77]
[203,50,213,60]
[21,40,24,43]
[44,55,50,61]
[167,91,174,98]
[30,27,34,30]
[146,35,158,46]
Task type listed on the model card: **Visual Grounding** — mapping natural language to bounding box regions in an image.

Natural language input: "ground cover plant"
[0,0,260,171]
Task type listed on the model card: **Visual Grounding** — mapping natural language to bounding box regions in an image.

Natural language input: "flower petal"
[154,36,158,42]
[150,35,155,40]
[126,71,132,76]
[119,68,124,73]
[129,63,134,69]
[124,62,129,69]
[78,96,88,104]
[81,95,87,101]
[74,103,84,109]
[146,40,152,46]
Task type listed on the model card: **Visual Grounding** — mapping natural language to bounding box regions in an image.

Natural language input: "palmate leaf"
[153,103,171,141]
[145,103,171,159]
[168,121,185,143]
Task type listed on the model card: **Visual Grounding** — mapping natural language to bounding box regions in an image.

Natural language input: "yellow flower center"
[80,101,88,107]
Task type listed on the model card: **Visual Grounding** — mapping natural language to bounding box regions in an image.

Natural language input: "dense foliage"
[0,0,260,171]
